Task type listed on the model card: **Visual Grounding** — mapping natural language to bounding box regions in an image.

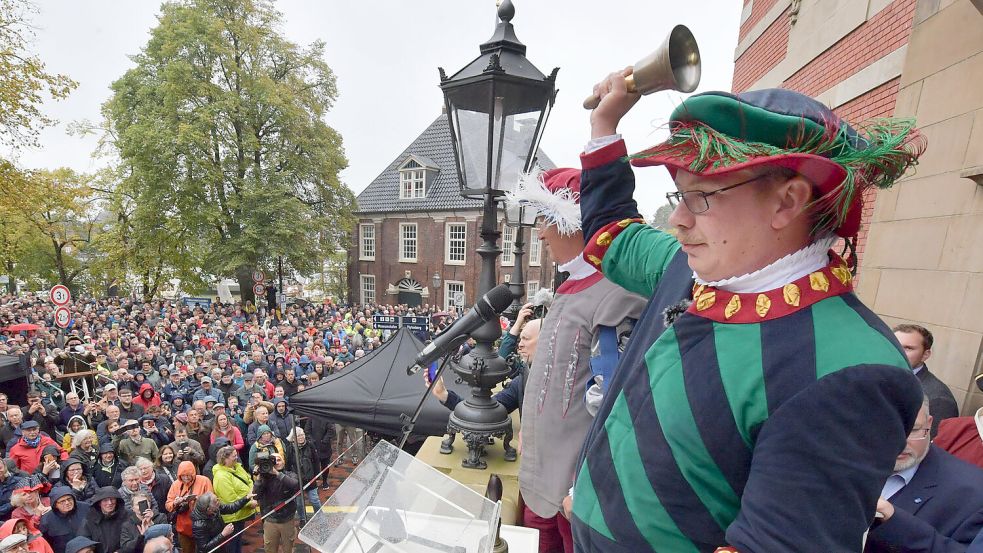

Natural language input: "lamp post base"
[448,413,515,470]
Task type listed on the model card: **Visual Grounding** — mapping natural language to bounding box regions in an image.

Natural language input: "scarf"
[22,434,41,448]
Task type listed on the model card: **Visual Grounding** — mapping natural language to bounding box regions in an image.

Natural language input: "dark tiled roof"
[355,115,555,214]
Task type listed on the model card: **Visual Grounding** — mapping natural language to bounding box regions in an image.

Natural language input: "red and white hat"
[506,167,582,236]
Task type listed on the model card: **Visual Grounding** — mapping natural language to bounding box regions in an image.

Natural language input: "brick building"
[732,0,983,409]
[733,0,918,264]
[347,114,556,311]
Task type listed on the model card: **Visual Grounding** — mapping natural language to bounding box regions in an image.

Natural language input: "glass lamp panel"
[449,107,492,197]
[519,203,537,226]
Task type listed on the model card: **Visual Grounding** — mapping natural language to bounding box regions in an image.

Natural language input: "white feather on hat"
[505,167,581,236]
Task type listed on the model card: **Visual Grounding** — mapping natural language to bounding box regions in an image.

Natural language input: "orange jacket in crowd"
[165,461,214,537]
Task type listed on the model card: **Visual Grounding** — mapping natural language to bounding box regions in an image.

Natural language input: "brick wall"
[732,0,917,271]
[833,78,901,125]
[735,0,915,95]
[830,77,903,270]
[739,0,783,42]
[347,214,554,310]
[733,7,791,92]
[783,0,915,97]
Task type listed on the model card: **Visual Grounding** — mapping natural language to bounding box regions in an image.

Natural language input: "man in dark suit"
[866,399,983,552]
[895,324,959,435]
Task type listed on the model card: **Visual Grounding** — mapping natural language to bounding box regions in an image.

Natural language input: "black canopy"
[289,327,468,437]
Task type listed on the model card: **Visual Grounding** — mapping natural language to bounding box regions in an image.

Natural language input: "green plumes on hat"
[628,116,926,236]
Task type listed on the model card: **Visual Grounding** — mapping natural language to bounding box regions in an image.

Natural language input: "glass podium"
[300,440,506,553]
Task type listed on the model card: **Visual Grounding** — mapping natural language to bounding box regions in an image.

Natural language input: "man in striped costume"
[569,70,928,552]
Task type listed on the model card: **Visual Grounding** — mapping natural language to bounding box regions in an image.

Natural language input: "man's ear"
[923,348,932,362]
[771,175,813,231]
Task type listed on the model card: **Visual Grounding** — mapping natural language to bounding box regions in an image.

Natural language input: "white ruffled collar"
[558,253,597,281]
[695,236,837,293]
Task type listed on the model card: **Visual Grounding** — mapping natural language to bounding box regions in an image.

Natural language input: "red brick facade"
[733,7,791,93]
[732,0,917,267]
[782,2,915,96]
[739,0,783,41]
[348,213,555,310]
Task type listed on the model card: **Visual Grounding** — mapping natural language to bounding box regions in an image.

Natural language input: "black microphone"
[408,284,516,373]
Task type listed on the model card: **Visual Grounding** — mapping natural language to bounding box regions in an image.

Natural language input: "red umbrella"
[4,323,40,332]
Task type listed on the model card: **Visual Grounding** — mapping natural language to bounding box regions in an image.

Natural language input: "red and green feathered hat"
[630,88,926,238]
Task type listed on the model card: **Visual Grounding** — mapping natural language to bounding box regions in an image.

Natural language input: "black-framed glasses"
[666,172,773,214]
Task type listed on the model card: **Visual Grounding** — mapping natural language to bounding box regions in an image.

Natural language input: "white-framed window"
[527,280,539,301]
[503,274,511,283]
[399,160,426,199]
[528,228,541,266]
[359,224,376,260]
[360,274,376,304]
[445,280,465,312]
[501,225,516,266]
[445,222,467,265]
[399,223,418,262]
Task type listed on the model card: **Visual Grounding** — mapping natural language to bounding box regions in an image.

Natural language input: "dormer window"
[398,155,438,199]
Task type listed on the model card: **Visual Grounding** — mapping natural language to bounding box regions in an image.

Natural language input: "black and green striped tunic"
[571,147,924,553]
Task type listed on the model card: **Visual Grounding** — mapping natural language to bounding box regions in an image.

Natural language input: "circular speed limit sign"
[252,270,265,283]
[50,285,71,306]
[253,283,266,296]
[54,307,71,328]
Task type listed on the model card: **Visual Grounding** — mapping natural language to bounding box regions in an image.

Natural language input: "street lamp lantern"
[504,201,537,322]
[437,0,557,469]
[440,0,558,200]
[504,202,538,228]
[431,272,441,308]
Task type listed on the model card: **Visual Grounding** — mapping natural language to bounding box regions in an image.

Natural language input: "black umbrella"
[289,327,470,437]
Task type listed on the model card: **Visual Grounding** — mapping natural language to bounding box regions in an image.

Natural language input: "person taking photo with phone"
[166,461,213,553]
[118,492,167,553]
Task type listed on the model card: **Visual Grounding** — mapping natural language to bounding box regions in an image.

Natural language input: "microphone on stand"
[407,284,516,374]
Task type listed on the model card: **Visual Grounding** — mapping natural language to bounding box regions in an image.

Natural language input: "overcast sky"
[17,0,742,218]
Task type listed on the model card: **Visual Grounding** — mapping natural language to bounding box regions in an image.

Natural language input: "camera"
[255,452,275,475]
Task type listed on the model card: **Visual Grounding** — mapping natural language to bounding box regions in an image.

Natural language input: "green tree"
[2,168,99,293]
[0,0,77,291]
[650,202,673,230]
[100,0,353,301]
[88,166,205,299]
[0,0,76,152]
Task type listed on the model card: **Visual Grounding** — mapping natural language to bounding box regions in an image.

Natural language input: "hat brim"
[632,151,858,237]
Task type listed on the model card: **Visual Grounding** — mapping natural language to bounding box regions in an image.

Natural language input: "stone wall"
[733,0,918,270]
[858,0,983,411]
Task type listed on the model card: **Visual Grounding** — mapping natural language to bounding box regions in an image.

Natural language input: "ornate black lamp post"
[504,203,538,321]
[431,272,441,310]
[439,0,557,469]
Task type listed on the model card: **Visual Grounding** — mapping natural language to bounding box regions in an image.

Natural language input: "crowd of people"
[0,294,456,553]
